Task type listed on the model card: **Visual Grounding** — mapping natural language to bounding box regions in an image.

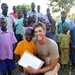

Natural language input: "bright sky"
[0,0,48,15]
[0,0,75,17]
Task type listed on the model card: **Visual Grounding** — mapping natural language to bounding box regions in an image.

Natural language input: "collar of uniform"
[0,29,9,34]
[1,13,10,17]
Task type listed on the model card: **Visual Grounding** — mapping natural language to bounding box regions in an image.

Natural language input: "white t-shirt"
[0,13,17,32]
[20,26,28,39]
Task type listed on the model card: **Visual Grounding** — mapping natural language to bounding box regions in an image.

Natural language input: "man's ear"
[44,30,46,35]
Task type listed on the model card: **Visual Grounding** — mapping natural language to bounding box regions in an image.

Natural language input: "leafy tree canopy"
[16,4,31,11]
[48,0,75,13]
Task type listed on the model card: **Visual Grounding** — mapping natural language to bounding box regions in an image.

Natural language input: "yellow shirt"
[14,39,37,71]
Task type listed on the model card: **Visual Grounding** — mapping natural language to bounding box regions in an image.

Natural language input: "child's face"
[0,18,7,28]
[62,25,68,33]
[37,5,40,11]
[18,11,22,18]
[23,19,28,26]
[46,25,50,31]
[51,27,56,33]
[13,6,17,12]
[61,15,66,22]
[52,20,56,26]
[40,18,45,24]
[22,8,27,15]
[47,8,50,15]
[31,3,35,10]
[32,16,36,23]
[2,4,8,13]
[25,31,33,42]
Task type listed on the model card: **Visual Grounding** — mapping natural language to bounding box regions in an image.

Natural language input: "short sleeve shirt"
[34,38,59,65]
[0,13,17,32]
[16,18,24,34]
[14,39,37,71]
[0,30,17,60]
[14,39,37,57]
[20,26,28,39]
[27,11,38,22]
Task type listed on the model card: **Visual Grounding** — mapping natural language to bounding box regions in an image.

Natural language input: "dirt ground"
[0,64,75,75]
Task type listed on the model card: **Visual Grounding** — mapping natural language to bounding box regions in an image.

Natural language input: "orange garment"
[14,39,37,71]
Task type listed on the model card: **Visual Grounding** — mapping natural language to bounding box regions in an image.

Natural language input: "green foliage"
[48,0,75,13]
[16,4,31,12]
[54,13,75,23]
[54,15,60,23]
[68,13,75,20]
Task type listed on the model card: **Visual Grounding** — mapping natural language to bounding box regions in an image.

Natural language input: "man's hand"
[27,66,38,74]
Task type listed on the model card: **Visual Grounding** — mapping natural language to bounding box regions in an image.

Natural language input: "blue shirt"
[45,31,51,38]
[49,32,58,43]
[57,21,73,34]
[16,18,24,34]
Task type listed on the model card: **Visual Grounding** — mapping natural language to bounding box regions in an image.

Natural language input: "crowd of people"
[0,2,75,75]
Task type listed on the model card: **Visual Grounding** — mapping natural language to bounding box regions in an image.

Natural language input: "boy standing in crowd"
[14,27,37,75]
[0,17,17,75]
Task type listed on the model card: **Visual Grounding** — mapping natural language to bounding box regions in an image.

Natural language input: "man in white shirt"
[44,8,53,23]
[0,3,17,32]
[37,5,43,22]
[27,2,38,22]
[58,11,70,24]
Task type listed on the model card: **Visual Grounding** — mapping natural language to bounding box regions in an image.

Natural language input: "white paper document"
[18,50,44,70]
